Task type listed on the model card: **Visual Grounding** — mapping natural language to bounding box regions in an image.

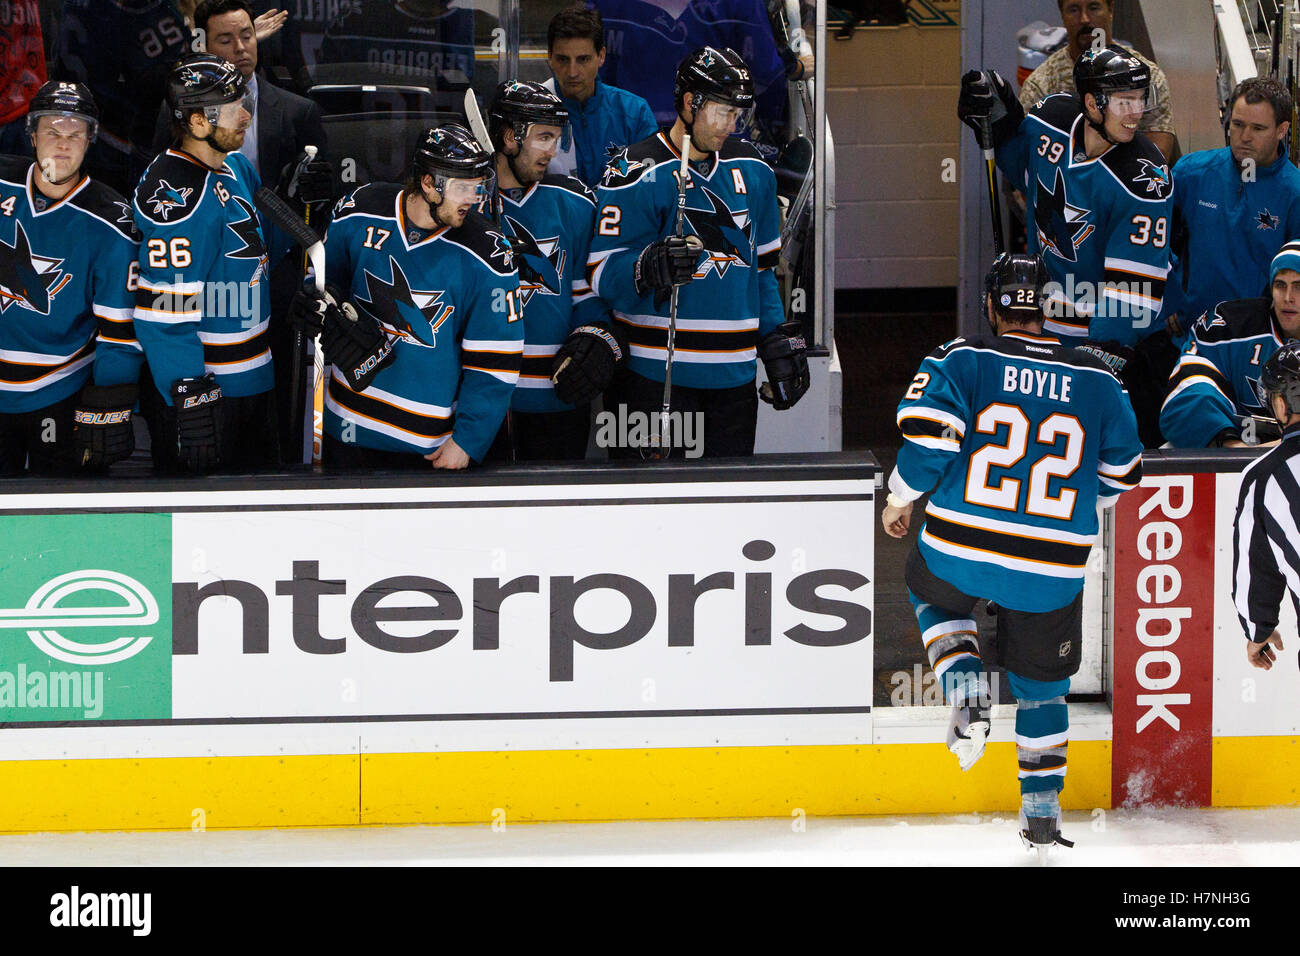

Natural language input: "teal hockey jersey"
[0,156,140,413]
[323,184,523,460]
[499,174,609,414]
[132,148,273,404]
[891,329,1143,612]
[997,94,1172,347]
[587,130,784,389]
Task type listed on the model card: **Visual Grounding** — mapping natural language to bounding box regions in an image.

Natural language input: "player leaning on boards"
[1161,243,1300,449]
[959,47,1173,444]
[133,53,277,475]
[288,125,522,471]
[0,81,141,476]
[1233,341,1300,675]
[482,80,613,462]
[587,46,808,459]
[881,254,1143,856]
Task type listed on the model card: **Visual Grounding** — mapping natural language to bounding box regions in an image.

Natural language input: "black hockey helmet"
[411,123,494,198]
[488,80,569,151]
[1074,46,1150,115]
[1262,340,1300,416]
[167,53,249,122]
[673,47,755,122]
[984,253,1049,328]
[26,81,99,141]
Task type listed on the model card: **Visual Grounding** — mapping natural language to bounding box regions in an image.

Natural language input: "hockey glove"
[957,69,1023,148]
[287,286,328,338]
[634,235,703,298]
[1076,339,1135,378]
[171,374,223,472]
[321,295,395,392]
[552,323,627,406]
[74,382,137,469]
[276,150,335,214]
[758,320,810,410]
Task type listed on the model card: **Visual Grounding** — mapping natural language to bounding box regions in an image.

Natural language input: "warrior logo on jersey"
[488,231,515,270]
[148,180,194,220]
[503,214,564,305]
[1257,208,1281,230]
[601,146,648,187]
[0,222,70,315]
[1133,158,1171,198]
[1035,167,1094,263]
[355,256,454,349]
[683,186,753,277]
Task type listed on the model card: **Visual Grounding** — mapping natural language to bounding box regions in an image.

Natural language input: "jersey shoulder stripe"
[1101,136,1173,202]
[598,132,676,189]
[719,137,766,163]
[1193,297,1274,343]
[540,174,596,207]
[0,155,29,186]
[443,211,518,277]
[1027,94,1083,135]
[71,178,141,242]
[133,150,210,226]
[333,181,402,222]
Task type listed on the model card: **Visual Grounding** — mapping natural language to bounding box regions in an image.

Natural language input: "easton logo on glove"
[351,336,395,385]
[177,383,222,409]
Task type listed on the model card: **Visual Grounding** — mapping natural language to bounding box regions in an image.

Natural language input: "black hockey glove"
[276,150,335,215]
[1076,339,1135,378]
[758,320,810,410]
[74,382,137,469]
[552,323,627,406]
[286,283,348,339]
[321,295,395,392]
[171,374,223,472]
[957,69,1023,148]
[634,235,703,298]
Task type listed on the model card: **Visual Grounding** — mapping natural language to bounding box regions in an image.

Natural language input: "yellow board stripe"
[1212,736,1300,807]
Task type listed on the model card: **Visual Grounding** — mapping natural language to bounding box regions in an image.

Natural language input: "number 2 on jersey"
[965,403,1083,520]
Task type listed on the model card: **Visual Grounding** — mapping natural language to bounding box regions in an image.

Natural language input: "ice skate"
[946,699,990,772]
[1018,793,1073,863]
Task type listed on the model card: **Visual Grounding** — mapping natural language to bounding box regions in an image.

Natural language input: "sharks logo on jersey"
[1034,167,1094,263]
[1257,208,1281,230]
[354,255,454,349]
[683,185,753,278]
[0,221,71,315]
[488,231,515,270]
[148,180,194,220]
[1133,158,1171,198]
[602,146,649,187]
[1247,373,1270,408]
[502,213,564,306]
[226,194,268,284]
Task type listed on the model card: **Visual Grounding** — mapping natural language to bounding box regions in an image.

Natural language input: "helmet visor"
[28,113,97,145]
[205,90,255,131]
[440,175,489,205]
[697,98,754,137]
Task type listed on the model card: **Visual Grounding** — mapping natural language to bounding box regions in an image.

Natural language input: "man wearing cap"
[0,80,142,475]
[1161,241,1300,448]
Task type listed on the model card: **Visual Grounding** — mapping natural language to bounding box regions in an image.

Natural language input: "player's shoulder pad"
[719,137,767,163]
[1065,343,1126,382]
[925,335,969,360]
[133,151,210,226]
[1193,296,1273,343]
[332,182,401,221]
[541,173,597,207]
[71,178,141,242]
[1102,136,1173,202]
[597,133,675,189]
[1027,93,1083,135]
[0,154,30,186]
[445,211,518,277]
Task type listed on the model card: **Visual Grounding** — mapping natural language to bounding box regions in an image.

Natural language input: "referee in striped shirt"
[1233,340,1300,670]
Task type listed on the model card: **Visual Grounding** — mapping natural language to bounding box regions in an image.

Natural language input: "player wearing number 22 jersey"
[891,329,1143,613]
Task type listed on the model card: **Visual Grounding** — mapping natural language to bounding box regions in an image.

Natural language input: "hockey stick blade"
[254,187,325,292]
[463,89,493,154]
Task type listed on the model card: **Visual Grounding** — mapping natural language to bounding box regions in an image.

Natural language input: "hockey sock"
[909,594,984,706]
[1009,671,1070,797]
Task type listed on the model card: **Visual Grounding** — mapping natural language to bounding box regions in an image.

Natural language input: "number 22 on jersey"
[965,403,1083,520]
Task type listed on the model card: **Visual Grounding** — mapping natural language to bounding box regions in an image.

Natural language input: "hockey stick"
[649,134,693,459]
[978,71,1006,255]
[254,186,325,466]
[463,88,501,227]
[286,145,319,465]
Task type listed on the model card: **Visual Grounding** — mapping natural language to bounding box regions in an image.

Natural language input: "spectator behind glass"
[1019,0,1174,161]
[52,0,192,196]
[591,0,811,159]
[544,3,656,188]
[1162,78,1300,340]
[0,0,47,157]
[317,0,476,81]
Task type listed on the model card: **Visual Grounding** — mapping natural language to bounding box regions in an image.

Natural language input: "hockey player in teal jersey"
[133,54,277,474]
[483,80,615,461]
[959,48,1172,350]
[0,82,141,476]
[881,254,1143,855]
[1160,242,1300,448]
[587,47,808,458]
[292,124,523,471]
